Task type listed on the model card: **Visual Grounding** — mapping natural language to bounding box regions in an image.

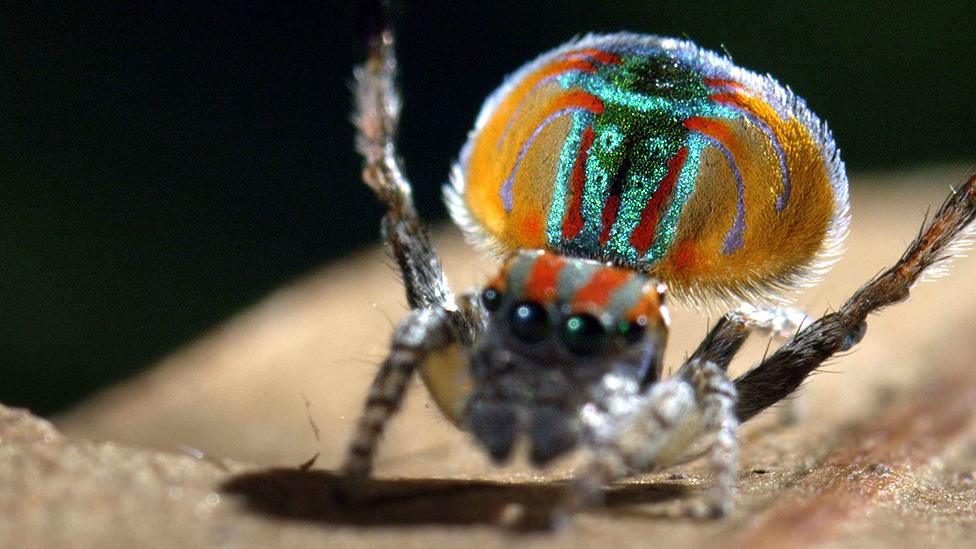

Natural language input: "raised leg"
[735,174,976,422]
[344,2,480,483]
[353,4,457,316]
[342,307,455,477]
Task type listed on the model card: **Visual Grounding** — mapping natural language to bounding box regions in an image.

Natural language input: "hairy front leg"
[684,302,812,427]
[342,307,455,477]
[684,359,739,517]
[569,379,708,516]
[569,366,739,518]
[677,303,806,382]
[683,303,811,378]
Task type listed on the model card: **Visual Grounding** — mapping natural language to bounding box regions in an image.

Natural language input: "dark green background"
[2,1,974,415]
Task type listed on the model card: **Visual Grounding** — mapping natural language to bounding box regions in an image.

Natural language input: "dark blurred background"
[2,1,974,415]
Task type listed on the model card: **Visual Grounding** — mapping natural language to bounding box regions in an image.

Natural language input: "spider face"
[465,250,668,465]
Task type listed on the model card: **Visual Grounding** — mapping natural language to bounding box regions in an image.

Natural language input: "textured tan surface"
[4,166,975,547]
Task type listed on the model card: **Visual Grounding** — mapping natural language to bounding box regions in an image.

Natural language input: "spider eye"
[481,287,503,312]
[509,301,549,343]
[560,314,607,356]
[617,318,646,345]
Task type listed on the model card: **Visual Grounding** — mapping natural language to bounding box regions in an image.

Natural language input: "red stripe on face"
[629,146,688,255]
[562,125,597,240]
[573,267,633,310]
[523,253,566,304]
[598,194,621,246]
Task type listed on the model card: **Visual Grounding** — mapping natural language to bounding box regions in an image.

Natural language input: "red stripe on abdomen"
[629,146,688,255]
[546,90,605,118]
[561,48,622,66]
[598,194,621,246]
[704,78,744,89]
[562,125,597,240]
[683,116,736,146]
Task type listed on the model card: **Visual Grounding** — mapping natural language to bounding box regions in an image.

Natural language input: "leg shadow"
[220,468,692,530]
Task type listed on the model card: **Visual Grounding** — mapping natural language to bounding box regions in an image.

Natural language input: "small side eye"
[480,287,503,312]
[617,318,646,345]
[560,314,607,356]
[509,301,549,343]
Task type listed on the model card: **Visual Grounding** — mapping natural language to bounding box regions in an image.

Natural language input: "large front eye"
[509,301,549,343]
[560,313,607,356]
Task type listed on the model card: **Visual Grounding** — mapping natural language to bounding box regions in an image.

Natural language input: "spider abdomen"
[449,33,849,305]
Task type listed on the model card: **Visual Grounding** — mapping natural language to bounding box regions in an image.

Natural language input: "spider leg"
[730,304,812,424]
[678,303,809,379]
[353,5,457,316]
[683,315,751,373]
[344,2,481,484]
[569,378,697,509]
[684,359,739,517]
[735,174,976,422]
[568,363,738,518]
[342,307,455,478]
[731,304,810,341]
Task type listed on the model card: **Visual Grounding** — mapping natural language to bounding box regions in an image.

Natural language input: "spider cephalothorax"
[463,250,668,465]
[342,4,976,521]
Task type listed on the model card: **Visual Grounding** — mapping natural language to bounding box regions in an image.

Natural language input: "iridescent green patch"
[550,50,733,262]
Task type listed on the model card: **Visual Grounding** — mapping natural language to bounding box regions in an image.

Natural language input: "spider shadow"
[220,468,693,531]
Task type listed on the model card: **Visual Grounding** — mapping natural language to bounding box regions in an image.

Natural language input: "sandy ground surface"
[3,165,976,547]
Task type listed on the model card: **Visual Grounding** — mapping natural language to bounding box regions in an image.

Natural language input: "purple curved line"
[708,88,792,211]
[500,107,585,212]
[721,103,792,212]
[496,74,564,148]
[496,52,613,149]
[697,134,747,254]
